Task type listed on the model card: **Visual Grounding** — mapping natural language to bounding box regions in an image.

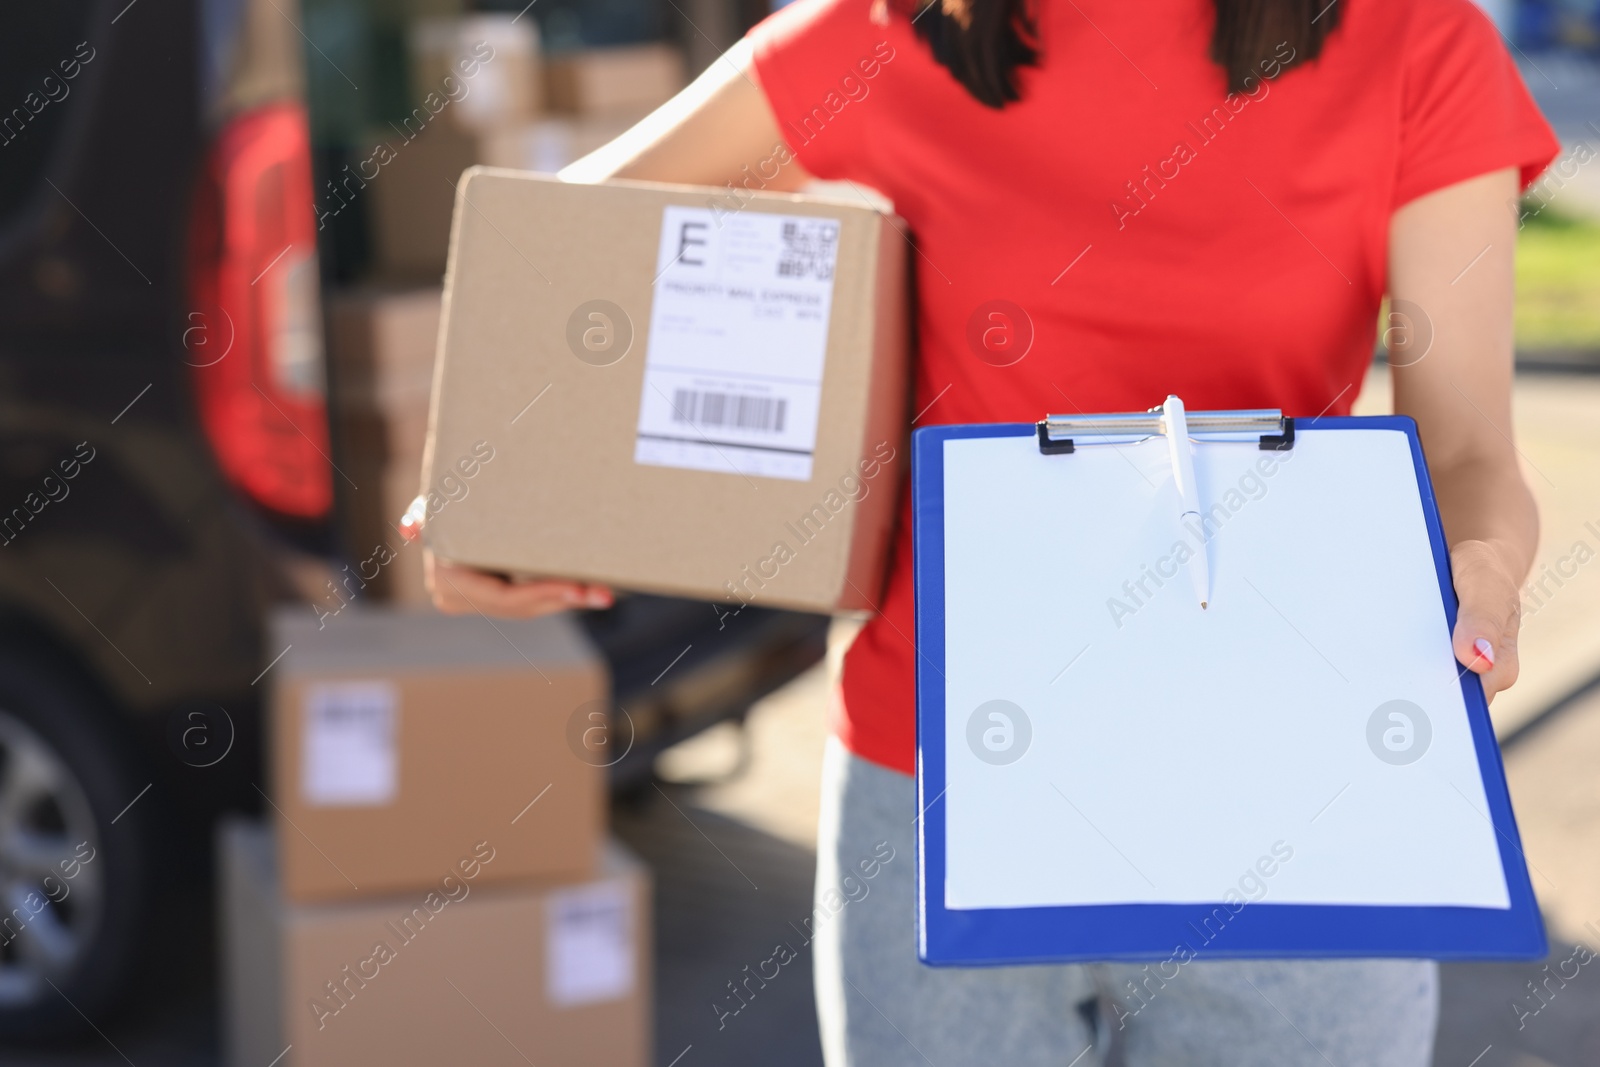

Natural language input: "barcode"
[671,390,788,433]
[777,220,839,281]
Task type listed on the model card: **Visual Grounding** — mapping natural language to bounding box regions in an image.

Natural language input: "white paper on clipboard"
[938,429,1509,912]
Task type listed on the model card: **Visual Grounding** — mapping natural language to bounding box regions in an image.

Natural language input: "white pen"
[1162,395,1209,610]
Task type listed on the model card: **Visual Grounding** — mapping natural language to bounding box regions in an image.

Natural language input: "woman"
[428,0,1558,1062]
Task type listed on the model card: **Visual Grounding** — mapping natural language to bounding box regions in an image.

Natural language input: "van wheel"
[0,650,156,1041]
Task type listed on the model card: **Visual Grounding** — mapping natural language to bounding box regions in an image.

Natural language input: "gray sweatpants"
[812,737,1439,1067]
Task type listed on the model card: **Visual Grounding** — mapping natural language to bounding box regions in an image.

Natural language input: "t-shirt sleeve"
[748,0,888,178]
[1394,0,1560,208]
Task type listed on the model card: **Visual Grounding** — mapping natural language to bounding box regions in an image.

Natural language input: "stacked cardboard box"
[367,18,686,278]
[221,822,650,1067]
[220,607,649,1066]
[409,15,542,133]
[264,607,606,898]
[543,43,685,117]
[367,14,541,279]
[325,286,439,604]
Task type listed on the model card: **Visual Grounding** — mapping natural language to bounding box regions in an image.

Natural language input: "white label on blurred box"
[634,206,839,481]
[302,682,398,807]
[547,878,633,1007]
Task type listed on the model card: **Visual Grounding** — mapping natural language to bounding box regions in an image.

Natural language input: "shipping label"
[546,877,635,1007]
[634,206,841,481]
[301,681,398,807]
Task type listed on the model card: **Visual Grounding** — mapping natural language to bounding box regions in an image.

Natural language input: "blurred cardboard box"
[365,122,480,280]
[267,607,606,902]
[423,172,909,614]
[339,404,430,467]
[325,286,440,603]
[326,286,441,412]
[364,117,639,278]
[544,43,684,116]
[221,819,651,1067]
[408,14,541,133]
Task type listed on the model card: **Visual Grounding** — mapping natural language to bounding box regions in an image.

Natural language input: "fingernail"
[587,590,610,607]
[397,496,426,542]
[1473,638,1495,668]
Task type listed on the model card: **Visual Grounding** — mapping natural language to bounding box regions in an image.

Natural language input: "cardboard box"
[323,286,443,602]
[408,15,541,132]
[544,44,685,116]
[268,607,607,902]
[364,115,649,277]
[364,118,634,278]
[424,172,910,614]
[365,122,482,280]
[326,286,442,412]
[221,819,651,1067]
[339,404,430,467]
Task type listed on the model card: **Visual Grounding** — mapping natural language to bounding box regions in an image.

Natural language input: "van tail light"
[187,102,333,520]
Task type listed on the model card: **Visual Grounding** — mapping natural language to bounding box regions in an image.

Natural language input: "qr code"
[776,219,840,281]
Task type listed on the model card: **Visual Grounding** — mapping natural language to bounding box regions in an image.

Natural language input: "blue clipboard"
[913,412,1544,966]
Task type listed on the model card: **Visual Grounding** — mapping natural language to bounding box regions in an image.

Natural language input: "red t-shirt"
[750,0,1558,776]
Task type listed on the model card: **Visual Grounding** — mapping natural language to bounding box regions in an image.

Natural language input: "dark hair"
[908,0,1343,107]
